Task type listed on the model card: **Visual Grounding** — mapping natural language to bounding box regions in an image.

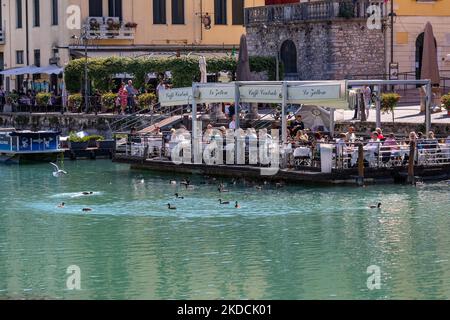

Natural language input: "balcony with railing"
[245,0,387,26]
[84,17,136,40]
[0,28,5,44]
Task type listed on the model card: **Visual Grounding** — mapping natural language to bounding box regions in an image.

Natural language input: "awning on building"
[35,65,64,75]
[0,66,41,76]
[70,49,233,60]
[0,65,63,76]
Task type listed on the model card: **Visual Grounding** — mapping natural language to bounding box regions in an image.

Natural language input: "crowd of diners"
[129,110,450,167]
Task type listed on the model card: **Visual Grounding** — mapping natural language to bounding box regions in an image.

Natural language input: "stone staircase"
[138,115,183,134]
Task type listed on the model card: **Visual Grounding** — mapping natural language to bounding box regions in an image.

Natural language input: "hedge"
[64,56,280,93]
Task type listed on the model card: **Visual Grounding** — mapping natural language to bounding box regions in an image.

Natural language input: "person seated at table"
[289,114,305,136]
[402,132,418,165]
[425,131,438,150]
[203,123,214,143]
[294,130,309,144]
[336,133,348,156]
[383,133,399,151]
[229,115,236,130]
[345,126,357,143]
[314,132,325,143]
[376,128,385,141]
[153,126,163,136]
[365,132,380,152]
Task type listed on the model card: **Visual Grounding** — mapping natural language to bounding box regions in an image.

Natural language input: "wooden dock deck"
[113,154,450,185]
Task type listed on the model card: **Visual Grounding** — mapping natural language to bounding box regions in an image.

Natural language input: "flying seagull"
[50,162,67,177]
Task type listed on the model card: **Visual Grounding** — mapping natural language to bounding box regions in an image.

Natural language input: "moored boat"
[0,128,63,164]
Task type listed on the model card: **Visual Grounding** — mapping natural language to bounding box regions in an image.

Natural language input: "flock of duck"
[57,192,95,212]
[167,178,242,210]
[52,163,384,212]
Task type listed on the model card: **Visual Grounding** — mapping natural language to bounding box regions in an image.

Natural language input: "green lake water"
[0,160,449,299]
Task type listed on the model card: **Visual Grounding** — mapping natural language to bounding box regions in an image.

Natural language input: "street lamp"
[71,27,90,113]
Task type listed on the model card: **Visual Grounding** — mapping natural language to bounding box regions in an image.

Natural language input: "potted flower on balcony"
[125,22,138,28]
[441,93,450,116]
[89,18,100,36]
[105,18,121,38]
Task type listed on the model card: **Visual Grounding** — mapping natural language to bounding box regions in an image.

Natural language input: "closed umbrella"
[236,35,251,82]
[421,22,440,86]
[236,34,257,121]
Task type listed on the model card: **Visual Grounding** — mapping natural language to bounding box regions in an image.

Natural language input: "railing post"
[357,143,365,186]
[407,140,416,185]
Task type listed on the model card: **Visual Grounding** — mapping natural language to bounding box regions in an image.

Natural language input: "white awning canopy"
[0,66,41,76]
[35,65,64,75]
[0,65,63,76]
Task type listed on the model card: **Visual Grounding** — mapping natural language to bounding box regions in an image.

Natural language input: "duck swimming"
[82,192,94,195]
[57,202,65,208]
[219,199,230,205]
[82,208,92,212]
[235,201,240,209]
[369,203,382,209]
[167,204,177,210]
[175,193,184,199]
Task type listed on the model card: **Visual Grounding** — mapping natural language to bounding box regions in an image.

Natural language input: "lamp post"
[390,0,394,65]
[72,27,90,113]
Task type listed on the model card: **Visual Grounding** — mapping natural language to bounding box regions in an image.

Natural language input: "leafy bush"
[381,93,401,123]
[101,92,118,110]
[36,92,52,106]
[339,2,355,19]
[64,56,278,93]
[441,93,450,111]
[137,93,156,109]
[68,132,104,143]
[68,93,83,110]
[6,93,19,105]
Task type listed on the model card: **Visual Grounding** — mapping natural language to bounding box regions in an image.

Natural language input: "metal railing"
[0,28,5,44]
[245,0,386,26]
[118,133,450,171]
[84,17,135,40]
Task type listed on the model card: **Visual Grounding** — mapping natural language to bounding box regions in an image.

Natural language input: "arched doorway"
[280,40,298,80]
[415,32,437,79]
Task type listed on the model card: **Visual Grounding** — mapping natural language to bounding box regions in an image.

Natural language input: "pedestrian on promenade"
[125,80,137,114]
[363,85,372,119]
[156,80,166,97]
[118,82,128,115]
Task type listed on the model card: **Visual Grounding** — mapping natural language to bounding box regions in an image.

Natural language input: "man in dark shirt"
[289,114,305,136]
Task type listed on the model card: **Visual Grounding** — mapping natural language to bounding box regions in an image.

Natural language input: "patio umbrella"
[236,34,251,82]
[421,22,440,86]
[236,34,257,121]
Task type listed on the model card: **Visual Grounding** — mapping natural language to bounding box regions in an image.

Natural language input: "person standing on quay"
[118,82,128,115]
[125,80,137,114]
[363,85,372,120]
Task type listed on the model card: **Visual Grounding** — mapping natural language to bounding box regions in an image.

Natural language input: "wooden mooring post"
[407,141,416,185]
[357,143,365,186]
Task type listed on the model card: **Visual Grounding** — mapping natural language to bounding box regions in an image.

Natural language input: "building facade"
[245,0,387,80]
[389,0,450,80]
[0,0,265,92]
[0,0,72,92]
